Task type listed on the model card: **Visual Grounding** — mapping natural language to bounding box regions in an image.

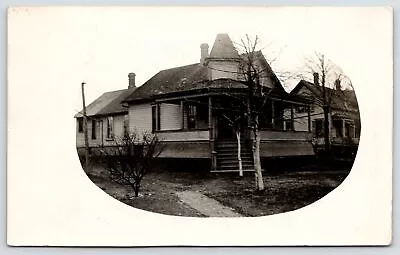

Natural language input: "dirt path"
[176,191,242,217]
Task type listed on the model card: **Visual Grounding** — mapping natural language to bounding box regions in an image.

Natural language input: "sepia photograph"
[7,6,392,246]
[75,32,360,217]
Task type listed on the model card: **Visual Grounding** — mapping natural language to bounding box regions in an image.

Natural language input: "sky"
[8,6,391,115]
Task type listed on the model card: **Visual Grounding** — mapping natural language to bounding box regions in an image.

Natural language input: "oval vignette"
[75,33,360,217]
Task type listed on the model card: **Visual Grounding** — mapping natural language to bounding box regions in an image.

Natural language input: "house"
[288,74,360,157]
[121,33,314,172]
[75,74,136,157]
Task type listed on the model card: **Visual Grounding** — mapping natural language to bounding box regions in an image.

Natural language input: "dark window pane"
[91,119,96,140]
[78,118,83,133]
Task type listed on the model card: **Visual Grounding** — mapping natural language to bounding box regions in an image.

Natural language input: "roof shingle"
[75,88,134,118]
[290,80,359,111]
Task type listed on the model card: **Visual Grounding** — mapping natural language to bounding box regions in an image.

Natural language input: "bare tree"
[211,35,288,190]
[236,35,271,191]
[299,52,354,156]
[100,132,163,197]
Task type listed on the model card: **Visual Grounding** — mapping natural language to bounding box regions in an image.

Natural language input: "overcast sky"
[8,7,392,115]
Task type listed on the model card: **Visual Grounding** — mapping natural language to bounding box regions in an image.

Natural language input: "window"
[196,104,209,129]
[187,105,197,129]
[78,118,83,133]
[354,121,361,138]
[106,116,113,139]
[284,119,293,131]
[91,119,96,140]
[313,119,324,138]
[260,101,273,129]
[123,115,129,136]
[332,119,343,138]
[151,105,160,131]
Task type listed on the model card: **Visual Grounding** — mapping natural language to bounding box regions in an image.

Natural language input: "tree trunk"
[236,131,243,177]
[323,106,331,156]
[133,183,140,197]
[252,128,264,191]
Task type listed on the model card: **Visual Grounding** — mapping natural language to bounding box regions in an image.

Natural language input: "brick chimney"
[128,73,136,89]
[335,79,341,91]
[200,43,209,65]
[313,72,319,86]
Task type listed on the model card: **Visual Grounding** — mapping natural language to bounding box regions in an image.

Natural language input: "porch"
[151,92,314,171]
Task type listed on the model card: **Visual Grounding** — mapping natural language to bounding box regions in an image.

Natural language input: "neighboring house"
[75,74,136,156]
[121,33,314,172]
[288,77,360,157]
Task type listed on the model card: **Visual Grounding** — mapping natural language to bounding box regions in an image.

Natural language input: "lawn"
[85,162,350,217]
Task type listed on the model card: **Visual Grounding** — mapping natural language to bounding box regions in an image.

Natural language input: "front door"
[216,114,248,140]
[216,115,235,139]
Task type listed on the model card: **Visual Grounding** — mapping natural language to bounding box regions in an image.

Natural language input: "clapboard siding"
[103,115,125,146]
[159,141,211,158]
[283,106,324,132]
[76,114,127,148]
[157,130,209,141]
[260,140,314,157]
[129,103,152,134]
[160,103,181,130]
[76,118,100,148]
[208,61,239,80]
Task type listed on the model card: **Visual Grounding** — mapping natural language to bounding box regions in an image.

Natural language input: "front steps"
[211,139,255,173]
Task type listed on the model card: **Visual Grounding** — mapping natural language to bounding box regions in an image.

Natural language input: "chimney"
[313,72,319,86]
[128,73,136,89]
[200,43,209,65]
[335,79,341,91]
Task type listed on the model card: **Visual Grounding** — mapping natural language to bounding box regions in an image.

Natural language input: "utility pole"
[81,82,89,169]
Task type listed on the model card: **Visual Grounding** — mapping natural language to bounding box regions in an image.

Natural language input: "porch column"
[208,97,213,131]
[290,104,294,131]
[328,112,332,142]
[209,96,217,171]
[180,100,184,130]
[342,119,346,138]
[271,100,275,129]
[307,105,311,132]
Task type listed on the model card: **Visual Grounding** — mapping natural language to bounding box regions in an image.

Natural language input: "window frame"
[106,116,114,140]
[151,104,160,132]
[187,105,197,130]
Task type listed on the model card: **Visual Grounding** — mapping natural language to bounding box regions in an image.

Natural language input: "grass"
[85,162,351,217]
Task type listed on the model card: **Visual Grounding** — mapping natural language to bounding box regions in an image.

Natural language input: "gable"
[297,86,314,98]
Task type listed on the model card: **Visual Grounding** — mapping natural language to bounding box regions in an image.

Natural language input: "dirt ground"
[85,161,351,217]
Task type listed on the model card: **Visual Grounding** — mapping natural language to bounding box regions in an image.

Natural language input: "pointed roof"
[74,88,135,118]
[208,33,240,60]
[290,80,359,112]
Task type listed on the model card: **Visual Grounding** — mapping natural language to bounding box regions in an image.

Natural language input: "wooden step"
[211,169,255,173]
[216,151,252,155]
[217,164,255,170]
[217,153,252,156]
[217,159,253,164]
[215,147,252,152]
